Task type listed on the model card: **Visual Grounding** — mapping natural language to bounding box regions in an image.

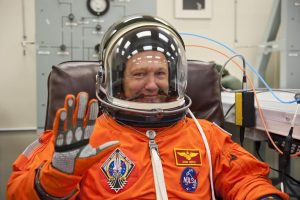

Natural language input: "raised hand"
[51,92,119,175]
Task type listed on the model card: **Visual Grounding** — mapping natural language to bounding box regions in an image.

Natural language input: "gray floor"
[0,126,299,199]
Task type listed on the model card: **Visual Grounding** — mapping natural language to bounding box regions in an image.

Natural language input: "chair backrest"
[187,60,224,125]
[44,60,224,130]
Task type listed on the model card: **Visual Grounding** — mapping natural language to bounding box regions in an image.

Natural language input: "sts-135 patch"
[101,148,135,193]
[180,167,198,193]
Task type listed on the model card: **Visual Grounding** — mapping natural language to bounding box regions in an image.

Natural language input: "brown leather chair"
[44,60,224,130]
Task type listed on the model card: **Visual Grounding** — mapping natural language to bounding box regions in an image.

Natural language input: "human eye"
[132,71,145,79]
[156,71,167,78]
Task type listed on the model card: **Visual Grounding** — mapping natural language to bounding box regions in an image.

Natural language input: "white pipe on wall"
[0,127,37,132]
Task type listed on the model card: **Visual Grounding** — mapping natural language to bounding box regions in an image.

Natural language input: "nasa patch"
[101,148,135,193]
[180,167,198,193]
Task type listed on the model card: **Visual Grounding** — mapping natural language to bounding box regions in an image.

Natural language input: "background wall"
[0,0,36,130]
[0,0,288,199]
[159,0,276,80]
[0,0,276,130]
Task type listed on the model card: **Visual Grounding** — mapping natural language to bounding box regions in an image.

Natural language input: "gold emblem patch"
[174,148,202,166]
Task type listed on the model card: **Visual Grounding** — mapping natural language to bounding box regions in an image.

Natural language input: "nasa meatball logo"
[180,167,198,193]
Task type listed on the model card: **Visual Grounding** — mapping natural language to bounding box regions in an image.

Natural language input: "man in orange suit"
[7,15,289,200]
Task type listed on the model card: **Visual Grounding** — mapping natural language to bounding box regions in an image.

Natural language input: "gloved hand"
[35,92,119,199]
[51,92,119,175]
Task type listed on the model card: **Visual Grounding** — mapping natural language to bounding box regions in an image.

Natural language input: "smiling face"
[123,51,169,103]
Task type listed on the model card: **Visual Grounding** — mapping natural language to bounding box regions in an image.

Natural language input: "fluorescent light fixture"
[124,41,131,49]
[159,33,169,42]
[143,45,153,50]
[136,31,151,38]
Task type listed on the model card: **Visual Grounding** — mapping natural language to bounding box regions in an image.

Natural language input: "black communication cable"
[285,179,300,199]
[221,54,248,147]
[224,103,235,119]
[255,142,300,199]
[255,141,300,185]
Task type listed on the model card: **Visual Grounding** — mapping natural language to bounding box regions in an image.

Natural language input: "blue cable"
[180,32,300,104]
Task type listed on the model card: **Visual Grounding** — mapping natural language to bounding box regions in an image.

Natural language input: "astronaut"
[7,15,288,200]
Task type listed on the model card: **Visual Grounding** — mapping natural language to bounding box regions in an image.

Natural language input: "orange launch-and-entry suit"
[7,115,289,199]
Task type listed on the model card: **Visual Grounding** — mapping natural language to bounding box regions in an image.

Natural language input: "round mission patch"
[180,167,198,193]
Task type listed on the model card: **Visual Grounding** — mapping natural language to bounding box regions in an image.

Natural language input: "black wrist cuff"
[34,163,77,200]
[257,194,283,200]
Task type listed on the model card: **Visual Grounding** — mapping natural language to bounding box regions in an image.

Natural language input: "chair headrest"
[187,60,224,126]
[45,61,99,130]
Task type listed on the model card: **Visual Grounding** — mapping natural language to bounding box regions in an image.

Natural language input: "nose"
[144,74,159,92]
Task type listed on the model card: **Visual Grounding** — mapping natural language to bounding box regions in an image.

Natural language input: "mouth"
[125,89,169,103]
[141,95,160,102]
[127,94,167,103]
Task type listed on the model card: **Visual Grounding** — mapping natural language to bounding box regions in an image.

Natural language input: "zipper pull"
[146,130,159,154]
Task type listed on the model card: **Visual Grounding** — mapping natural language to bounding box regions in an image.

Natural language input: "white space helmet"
[96,15,191,127]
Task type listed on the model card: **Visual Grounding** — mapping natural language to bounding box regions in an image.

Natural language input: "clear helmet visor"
[103,26,187,111]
